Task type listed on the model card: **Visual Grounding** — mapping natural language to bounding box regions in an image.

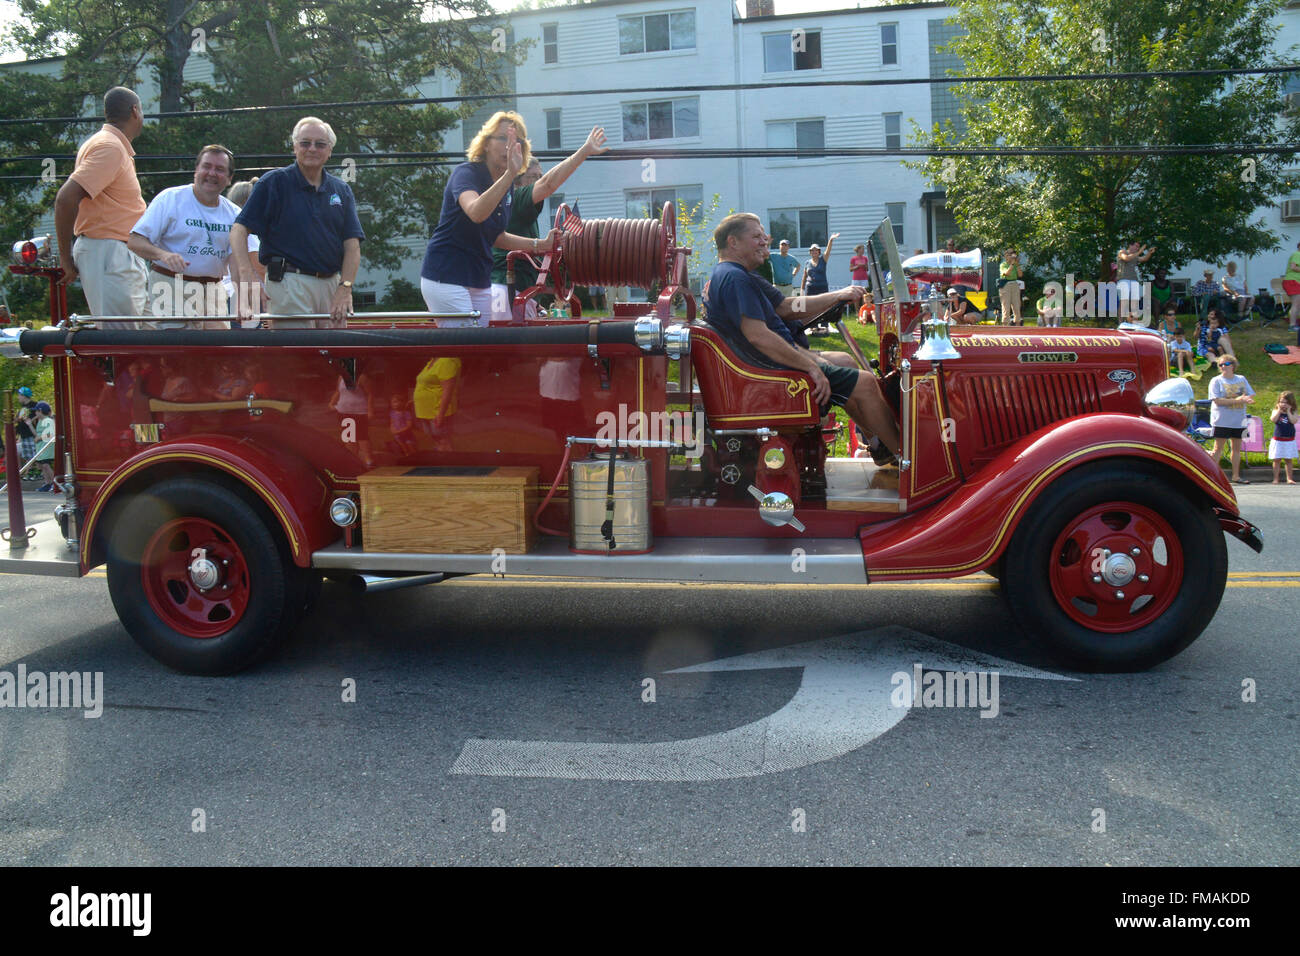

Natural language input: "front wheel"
[106,477,300,674]
[1000,462,1227,671]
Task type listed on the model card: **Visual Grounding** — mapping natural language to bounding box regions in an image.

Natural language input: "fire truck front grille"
[964,372,1102,450]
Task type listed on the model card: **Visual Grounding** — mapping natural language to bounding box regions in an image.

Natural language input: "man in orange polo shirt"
[54,86,149,327]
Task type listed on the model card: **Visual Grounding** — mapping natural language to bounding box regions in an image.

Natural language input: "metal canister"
[568,451,652,553]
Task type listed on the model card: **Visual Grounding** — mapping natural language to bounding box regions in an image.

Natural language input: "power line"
[1,65,1297,127]
[0,143,1295,181]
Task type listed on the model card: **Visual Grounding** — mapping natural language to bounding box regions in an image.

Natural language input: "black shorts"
[1212,425,1244,439]
[818,362,859,413]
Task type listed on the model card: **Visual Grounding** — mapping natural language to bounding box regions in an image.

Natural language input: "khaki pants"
[267,271,342,329]
[147,272,230,330]
[72,236,147,326]
[1000,280,1022,324]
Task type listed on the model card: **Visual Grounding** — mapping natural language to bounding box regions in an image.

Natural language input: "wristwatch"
[340,280,353,289]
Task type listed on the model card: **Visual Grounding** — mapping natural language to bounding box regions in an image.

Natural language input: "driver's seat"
[689,322,820,429]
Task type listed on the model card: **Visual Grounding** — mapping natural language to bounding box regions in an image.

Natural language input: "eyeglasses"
[1221,361,1235,366]
[296,139,330,150]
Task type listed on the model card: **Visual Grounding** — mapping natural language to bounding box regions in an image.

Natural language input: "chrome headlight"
[329,496,359,527]
[1144,377,1194,429]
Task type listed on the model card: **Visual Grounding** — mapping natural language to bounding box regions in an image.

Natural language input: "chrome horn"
[915,315,962,362]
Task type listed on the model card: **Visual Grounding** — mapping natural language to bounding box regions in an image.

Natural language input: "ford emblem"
[1107,368,1137,393]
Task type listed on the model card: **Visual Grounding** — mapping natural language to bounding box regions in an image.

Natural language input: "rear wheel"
[1000,462,1227,671]
[106,477,299,674]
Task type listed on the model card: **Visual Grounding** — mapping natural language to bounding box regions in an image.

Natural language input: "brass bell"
[915,315,962,362]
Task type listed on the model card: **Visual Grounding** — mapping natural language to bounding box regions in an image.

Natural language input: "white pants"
[72,236,147,326]
[421,278,490,328]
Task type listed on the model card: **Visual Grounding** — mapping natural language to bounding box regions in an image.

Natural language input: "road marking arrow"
[450,626,1078,781]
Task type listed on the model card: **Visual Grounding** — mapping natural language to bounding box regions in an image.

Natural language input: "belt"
[151,262,222,284]
[281,262,338,279]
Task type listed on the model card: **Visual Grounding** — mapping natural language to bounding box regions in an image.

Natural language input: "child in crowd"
[1269,391,1297,484]
[1207,354,1256,484]
[1207,309,1232,357]
[32,402,60,492]
[1169,327,1193,373]
[1157,307,1179,339]
[1036,287,1062,327]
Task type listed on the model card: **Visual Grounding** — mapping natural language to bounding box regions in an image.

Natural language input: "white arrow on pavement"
[450,626,1078,782]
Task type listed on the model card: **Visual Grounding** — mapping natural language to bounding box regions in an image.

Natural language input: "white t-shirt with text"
[130,185,240,278]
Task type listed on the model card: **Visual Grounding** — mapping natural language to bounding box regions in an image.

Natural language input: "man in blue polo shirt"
[231,116,364,329]
[705,213,900,458]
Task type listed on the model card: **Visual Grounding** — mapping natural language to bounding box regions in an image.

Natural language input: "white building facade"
[10,0,1300,305]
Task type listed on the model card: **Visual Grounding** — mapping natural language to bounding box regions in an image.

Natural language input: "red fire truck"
[1,214,1262,675]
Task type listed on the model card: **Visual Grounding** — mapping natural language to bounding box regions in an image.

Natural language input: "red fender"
[81,435,335,571]
[863,414,1237,580]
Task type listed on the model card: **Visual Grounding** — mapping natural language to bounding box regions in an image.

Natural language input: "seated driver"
[705,213,901,459]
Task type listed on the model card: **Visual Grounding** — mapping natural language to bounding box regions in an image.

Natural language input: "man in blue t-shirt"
[231,116,365,329]
[770,239,801,296]
[704,213,901,458]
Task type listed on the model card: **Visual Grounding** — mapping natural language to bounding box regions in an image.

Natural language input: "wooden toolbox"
[358,466,539,554]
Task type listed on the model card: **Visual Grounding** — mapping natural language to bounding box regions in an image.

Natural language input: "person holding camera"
[998,248,1024,325]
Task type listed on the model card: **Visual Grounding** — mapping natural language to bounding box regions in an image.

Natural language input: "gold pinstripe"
[870,441,1235,577]
[692,336,814,423]
[81,452,302,565]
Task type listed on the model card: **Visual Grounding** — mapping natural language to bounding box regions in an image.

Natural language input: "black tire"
[1000,461,1227,672]
[105,476,298,674]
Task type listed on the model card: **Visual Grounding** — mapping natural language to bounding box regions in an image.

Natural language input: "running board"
[312,536,869,585]
[0,519,83,577]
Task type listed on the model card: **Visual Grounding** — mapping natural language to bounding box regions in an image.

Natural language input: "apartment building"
[9,0,1300,302]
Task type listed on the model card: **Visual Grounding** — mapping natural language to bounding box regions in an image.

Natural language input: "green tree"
[1,0,516,270]
[913,0,1300,279]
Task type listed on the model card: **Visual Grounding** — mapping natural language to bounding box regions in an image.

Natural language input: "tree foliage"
[1,0,517,271]
[913,0,1300,279]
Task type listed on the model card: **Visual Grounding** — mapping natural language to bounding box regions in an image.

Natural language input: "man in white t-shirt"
[128,144,243,329]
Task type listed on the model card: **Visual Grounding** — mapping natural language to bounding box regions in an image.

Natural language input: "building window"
[768,208,828,249]
[880,24,898,66]
[763,29,821,72]
[622,98,699,141]
[765,119,825,151]
[619,11,695,55]
[543,23,558,64]
[626,185,703,220]
[545,109,562,150]
[884,113,902,151]
[354,291,377,307]
[885,202,905,245]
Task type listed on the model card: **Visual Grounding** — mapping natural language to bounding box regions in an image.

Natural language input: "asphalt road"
[0,482,1296,866]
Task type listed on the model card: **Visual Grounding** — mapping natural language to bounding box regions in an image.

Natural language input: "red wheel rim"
[139,517,251,639]
[1048,502,1184,633]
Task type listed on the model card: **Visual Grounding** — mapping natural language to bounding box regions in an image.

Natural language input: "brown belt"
[151,262,222,284]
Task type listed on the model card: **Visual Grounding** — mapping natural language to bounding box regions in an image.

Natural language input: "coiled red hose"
[561,218,668,289]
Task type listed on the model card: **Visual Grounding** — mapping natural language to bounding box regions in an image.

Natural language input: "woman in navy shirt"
[421,111,558,327]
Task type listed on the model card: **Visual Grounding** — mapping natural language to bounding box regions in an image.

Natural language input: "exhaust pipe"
[349,572,445,594]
